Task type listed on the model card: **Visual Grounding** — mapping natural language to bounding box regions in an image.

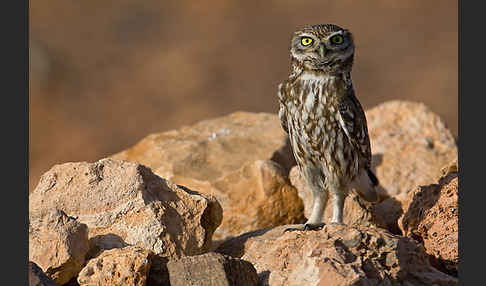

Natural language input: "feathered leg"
[306,188,328,226]
[331,190,345,223]
[285,166,328,232]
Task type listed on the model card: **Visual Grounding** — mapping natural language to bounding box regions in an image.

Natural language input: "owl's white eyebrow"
[327,31,344,38]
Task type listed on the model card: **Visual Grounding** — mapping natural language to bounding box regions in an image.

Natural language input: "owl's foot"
[284,223,326,232]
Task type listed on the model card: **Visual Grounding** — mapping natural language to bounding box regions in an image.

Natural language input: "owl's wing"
[338,88,372,169]
[277,82,289,134]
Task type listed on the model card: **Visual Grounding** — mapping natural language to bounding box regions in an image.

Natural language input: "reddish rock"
[167,252,258,286]
[111,112,305,241]
[367,101,457,197]
[372,192,409,235]
[29,158,222,258]
[399,160,459,274]
[218,224,457,286]
[29,209,89,285]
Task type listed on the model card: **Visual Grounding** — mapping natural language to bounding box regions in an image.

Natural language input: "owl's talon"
[283,226,302,232]
[304,223,326,231]
[284,223,325,232]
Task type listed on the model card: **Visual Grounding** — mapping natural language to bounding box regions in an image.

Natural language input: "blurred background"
[30,0,457,192]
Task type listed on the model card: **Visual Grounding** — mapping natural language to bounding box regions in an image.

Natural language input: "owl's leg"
[285,190,328,232]
[306,189,329,225]
[330,190,345,223]
[304,166,328,227]
[285,167,328,232]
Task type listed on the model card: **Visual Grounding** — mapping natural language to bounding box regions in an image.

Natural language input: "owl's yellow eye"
[301,37,314,46]
[330,34,344,45]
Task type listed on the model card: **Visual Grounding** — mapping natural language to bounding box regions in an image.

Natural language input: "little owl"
[278,24,379,230]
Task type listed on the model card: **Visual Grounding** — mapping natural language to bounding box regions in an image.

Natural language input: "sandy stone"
[77,246,152,286]
[372,192,410,235]
[367,101,457,197]
[167,252,258,286]
[221,224,457,286]
[215,227,275,259]
[29,209,89,285]
[29,261,58,286]
[29,158,223,259]
[399,160,459,275]
[111,112,305,241]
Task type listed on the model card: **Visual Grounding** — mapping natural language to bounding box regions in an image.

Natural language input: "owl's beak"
[318,44,327,58]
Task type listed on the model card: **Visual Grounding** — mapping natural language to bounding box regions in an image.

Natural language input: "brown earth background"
[29,0,457,192]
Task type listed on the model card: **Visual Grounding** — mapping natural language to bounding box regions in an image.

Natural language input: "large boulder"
[111,112,305,241]
[29,209,89,285]
[218,224,458,286]
[399,159,458,275]
[29,158,223,259]
[167,252,258,286]
[367,101,457,197]
[77,246,153,286]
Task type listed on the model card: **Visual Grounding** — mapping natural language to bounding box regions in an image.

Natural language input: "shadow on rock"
[214,227,275,258]
[87,233,129,259]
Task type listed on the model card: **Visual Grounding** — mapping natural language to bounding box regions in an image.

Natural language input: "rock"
[29,261,58,286]
[111,112,305,241]
[77,246,153,286]
[29,158,223,259]
[146,255,171,286]
[367,101,457,197]
[439,158,458,179]
[399,160,458,275]
[289,166,386,229]
[211,160,304,241]
[215,227,274,259]
[372,192,409,235]
[221,224,457,286]
[29,209,89,285]
[167,252,258,286]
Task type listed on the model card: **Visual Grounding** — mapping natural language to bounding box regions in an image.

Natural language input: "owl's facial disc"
[291,29,354,72]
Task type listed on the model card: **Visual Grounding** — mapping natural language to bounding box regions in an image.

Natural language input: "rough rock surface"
[220,224,457,286]
[77,246,153,286]
[367,101,457,197]
[29,261,58,286]
[29,209,89,285]
[29,158,223,258]
[146,255,171,286]
[289,166,386,229]
[167,252,258,286]
[111,112,305,241]
[399,159,459,275]
[372,192,410,235]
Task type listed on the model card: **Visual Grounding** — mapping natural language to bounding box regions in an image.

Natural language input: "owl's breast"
[285,76,358,181]
[286,77,342,144]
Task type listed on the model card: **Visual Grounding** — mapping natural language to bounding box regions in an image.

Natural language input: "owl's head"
[290,24,354,74]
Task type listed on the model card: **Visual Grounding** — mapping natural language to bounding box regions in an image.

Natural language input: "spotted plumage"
[278,24,379,229]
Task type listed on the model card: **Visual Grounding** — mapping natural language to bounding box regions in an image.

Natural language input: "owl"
[278,24,379,230]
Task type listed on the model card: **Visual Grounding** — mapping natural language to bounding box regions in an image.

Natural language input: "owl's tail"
[351,168,379,202]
